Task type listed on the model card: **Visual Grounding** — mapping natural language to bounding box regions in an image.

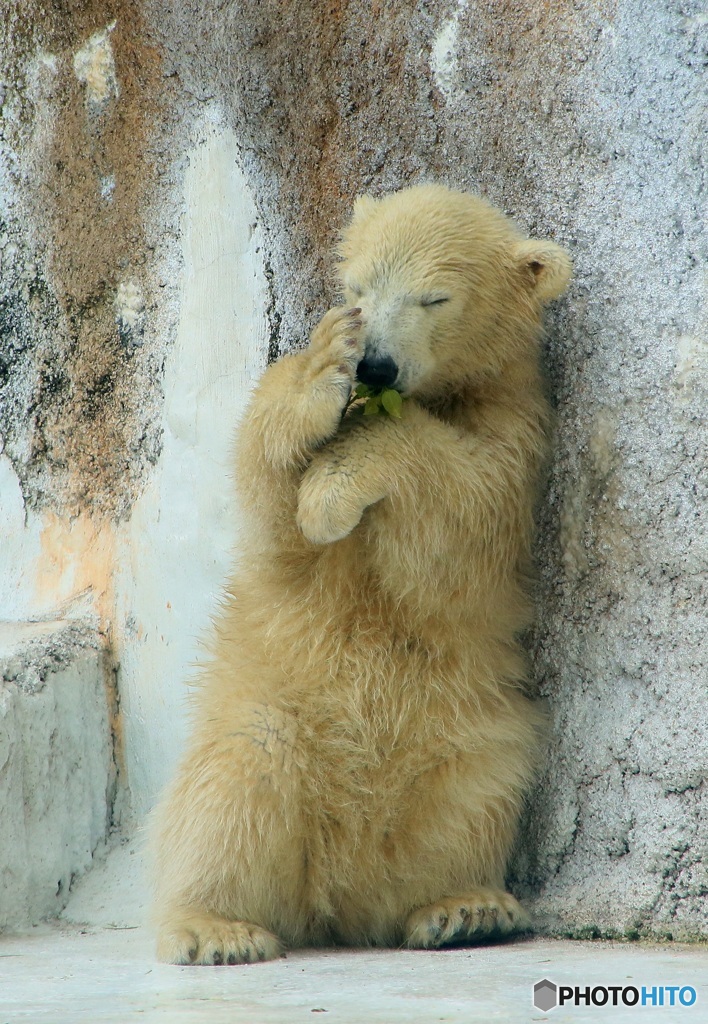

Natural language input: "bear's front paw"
[296,467,364,545]
[250,307,364,468]
[305,305,363,406]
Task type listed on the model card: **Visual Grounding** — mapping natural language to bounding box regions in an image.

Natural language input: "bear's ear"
[349,194,378,226]
[513,239,572,301]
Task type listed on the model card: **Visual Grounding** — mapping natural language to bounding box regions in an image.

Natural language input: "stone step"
[0,619,117,931]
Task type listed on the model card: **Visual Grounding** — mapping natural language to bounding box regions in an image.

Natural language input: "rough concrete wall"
[1,1,165,518]
[1,0,706,938]
[0,2,269,833]
[112,127,268,816]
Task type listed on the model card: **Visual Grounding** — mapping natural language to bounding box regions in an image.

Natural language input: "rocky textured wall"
[1,1,167,518]
[1,1,705,937]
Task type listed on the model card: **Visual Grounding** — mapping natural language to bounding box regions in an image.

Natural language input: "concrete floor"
[1,924,706,1023]
[1,841,705,1022]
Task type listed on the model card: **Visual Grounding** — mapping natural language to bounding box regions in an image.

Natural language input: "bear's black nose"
[356,354,399,389]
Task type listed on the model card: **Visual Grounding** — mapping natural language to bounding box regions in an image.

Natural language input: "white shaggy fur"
[151,184,571,965]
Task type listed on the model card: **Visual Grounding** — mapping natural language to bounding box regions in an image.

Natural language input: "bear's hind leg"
[403,889,530,949]
[152,703,305,964]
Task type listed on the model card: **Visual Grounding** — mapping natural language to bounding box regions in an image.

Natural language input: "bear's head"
[337,184,571,399]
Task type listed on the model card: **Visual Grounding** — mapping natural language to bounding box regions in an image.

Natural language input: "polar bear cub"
[152,184,571,965]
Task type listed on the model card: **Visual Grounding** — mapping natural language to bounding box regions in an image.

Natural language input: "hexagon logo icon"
[533,978,558,1012]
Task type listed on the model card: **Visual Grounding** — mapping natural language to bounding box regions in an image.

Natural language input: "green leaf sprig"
[349,383,405,418]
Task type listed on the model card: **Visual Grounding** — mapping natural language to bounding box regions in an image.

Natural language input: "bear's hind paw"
[403,889,531,949]
[157,912,283,965]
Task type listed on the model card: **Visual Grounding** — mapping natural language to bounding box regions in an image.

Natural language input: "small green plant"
[348,382,405,418]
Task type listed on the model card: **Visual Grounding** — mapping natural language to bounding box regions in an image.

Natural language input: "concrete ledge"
[0,619,115,930]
